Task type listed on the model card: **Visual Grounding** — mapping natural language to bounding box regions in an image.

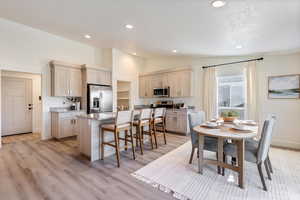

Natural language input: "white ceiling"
[0,0,300,58]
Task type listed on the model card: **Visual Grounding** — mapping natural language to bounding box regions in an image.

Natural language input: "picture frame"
[268,74,300,99]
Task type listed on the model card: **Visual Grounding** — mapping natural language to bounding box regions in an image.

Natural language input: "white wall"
[112,49,145,111]
[0,18,99,140]
[144,53,300,149]
[256,54,300,149]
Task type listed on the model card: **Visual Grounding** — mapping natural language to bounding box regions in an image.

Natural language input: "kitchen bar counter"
[50,107,85,113]
[77,112,116,162]
[77,111,146,162]
[77,112,115,120]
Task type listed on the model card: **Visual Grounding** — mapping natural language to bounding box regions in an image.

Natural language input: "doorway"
[1,70,42,144]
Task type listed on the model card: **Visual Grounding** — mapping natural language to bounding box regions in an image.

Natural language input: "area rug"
[132,141,300,200]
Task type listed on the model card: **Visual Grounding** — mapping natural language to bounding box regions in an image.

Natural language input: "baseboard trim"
[271,139,300,151]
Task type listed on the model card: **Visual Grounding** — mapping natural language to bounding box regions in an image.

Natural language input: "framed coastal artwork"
[268,74,300,99]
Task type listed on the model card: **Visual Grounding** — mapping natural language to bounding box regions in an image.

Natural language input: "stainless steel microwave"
[153,87,169,97]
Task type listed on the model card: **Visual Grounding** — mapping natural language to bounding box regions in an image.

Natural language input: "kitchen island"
[77,111,142,162]
[77,113,116,162]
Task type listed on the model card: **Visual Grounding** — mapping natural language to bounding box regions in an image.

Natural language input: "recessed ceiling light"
[172,50,177,53]
[236,45,243,49]
[84,34,91,39]
[211,0,226,8]
[133,52,137,56]
[125,24,134,29]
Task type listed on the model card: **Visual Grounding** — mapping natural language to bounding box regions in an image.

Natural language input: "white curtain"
[245,61,258,121]
[203,67,217,120]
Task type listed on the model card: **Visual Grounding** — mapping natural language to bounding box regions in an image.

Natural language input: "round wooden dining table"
[193,124,258,189]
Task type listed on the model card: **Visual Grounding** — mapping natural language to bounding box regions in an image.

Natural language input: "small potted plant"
[221,110,239,122]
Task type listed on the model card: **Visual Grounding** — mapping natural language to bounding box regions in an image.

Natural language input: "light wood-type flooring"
[2,132,40,144]
[0,132,188,200]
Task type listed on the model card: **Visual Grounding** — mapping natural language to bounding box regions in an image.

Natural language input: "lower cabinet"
[165,110,189,135]
[51,111,85,139]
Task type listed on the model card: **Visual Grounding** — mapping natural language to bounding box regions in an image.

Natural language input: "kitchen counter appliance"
[87,84,113,114]
[153,87,169,97]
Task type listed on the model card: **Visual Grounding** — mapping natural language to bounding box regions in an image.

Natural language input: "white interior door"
[1,77,32,136]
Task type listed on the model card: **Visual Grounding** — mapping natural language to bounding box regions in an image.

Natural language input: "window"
[217,75,246,119]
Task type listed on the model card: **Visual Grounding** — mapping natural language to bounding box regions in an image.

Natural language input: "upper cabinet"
[50,61,112,98]
[139,68,193,98]
[69,68,82,97]
[139,75,152,98]
[50,61,82,97]
[84,67,112,86]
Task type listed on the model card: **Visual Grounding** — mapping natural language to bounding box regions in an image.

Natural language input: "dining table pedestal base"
[194,125,257,189]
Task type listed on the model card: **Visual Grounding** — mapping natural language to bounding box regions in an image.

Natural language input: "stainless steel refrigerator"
[87,84,113,114]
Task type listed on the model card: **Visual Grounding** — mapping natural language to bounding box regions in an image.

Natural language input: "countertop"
[77,112,116,121]
[50,107,85,113]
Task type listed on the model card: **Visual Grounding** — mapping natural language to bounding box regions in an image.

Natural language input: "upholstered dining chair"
[188,111,221,173]
[223,115,276,191]
[245,114,276,175]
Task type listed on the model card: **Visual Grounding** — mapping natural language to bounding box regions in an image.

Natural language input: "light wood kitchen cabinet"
[69,68,82,96]
[165,110,189,135]
[52,66,70,96]
[50,61,83,97]
[139,68,192,98]
[139,75,152,98]
[51,111,85,139]
[180,70,192,97]
[167,72,181,97]
[151,74,164,89]
[85,68,112,86]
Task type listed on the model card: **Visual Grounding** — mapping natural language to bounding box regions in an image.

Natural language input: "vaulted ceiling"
[0,0,299,57]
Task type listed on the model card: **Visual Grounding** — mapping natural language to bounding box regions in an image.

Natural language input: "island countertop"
[77,112,116,121]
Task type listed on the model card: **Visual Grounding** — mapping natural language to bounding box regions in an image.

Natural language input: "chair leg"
[114,130,120,168]
[216,152,221,174]
[153,122,158,149]
[267,155,273,174]
[135,127,139,148]
[149,125,154,150]
[130,127,136,160]
[124,130,128,151]
[264,160,272,180]
[100,129,104,160]
[257,163,267,191]
[162,120,167,145]
[139,126,144,155]
[222,154,226,176]
[189,147,195,164]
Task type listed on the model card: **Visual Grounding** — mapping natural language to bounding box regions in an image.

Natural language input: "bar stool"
[152,108,167,146]
[100,110,135,168]
[133,108,154,153]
